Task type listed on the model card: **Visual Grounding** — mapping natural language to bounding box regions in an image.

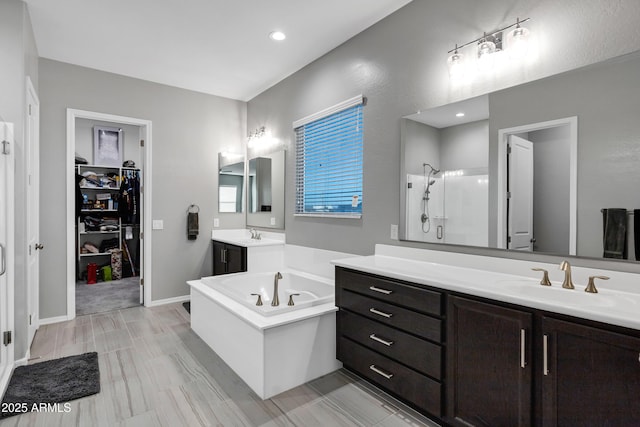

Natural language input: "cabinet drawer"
[338,268,442,316]
[339,337,441,417]
[341,290,442,342]
[339,310,441,379]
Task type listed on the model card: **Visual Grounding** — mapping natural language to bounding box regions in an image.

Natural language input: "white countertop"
[211,229,285,247]
[332,255,640,331]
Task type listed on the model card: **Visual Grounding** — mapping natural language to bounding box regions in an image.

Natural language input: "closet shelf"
[79,186,119,190]
[79,230,119,235]
[81,209,118,213]
[79,252,112,257]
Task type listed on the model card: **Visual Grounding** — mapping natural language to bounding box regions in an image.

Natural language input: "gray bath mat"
[1,352,100,418]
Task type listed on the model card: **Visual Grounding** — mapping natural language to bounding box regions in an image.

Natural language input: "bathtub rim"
[187,269,337,331]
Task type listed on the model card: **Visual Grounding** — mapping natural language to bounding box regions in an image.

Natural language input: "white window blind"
[294,96,364,218]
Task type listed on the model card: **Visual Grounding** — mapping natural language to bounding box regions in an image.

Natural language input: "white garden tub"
[200,270,334,316]
[187,269,341,399]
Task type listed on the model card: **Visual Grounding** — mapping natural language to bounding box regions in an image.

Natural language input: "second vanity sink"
[495,278,617,308]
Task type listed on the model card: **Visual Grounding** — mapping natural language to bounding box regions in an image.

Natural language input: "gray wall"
[402,119,440,175]
[529,126,570,254]
[440,120,488,171]
[247,0,640,273]
[0,0,38,360]
[39,59,246,318]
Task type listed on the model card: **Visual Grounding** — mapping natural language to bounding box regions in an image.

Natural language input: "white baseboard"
[145,294,190,307]
[39,315,70,326]
[14,351,29,367]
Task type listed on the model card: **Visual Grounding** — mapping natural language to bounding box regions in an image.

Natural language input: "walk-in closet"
[74,118,144,315]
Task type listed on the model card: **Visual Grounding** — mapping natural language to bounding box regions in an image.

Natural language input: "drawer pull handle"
[369,364,393,379]
[369,334,394,346]
[369,286,393,295]
[520,329,526,368]
[369,308,393,318]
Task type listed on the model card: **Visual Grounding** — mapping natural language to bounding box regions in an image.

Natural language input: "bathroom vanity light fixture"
[247,126,266,141]
[447,17,531,75]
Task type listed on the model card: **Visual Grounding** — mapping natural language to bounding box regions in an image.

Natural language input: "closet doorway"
[66,109,152,318]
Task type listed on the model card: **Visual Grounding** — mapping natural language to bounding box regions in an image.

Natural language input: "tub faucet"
[560,260,575,289]
[250,228,261,240]
[271,272,283,306]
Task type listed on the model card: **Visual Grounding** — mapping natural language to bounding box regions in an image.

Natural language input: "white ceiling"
[405,95,489,129]
[25,0,412,101]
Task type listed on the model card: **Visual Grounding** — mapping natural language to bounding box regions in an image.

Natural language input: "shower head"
[424,163,440,175]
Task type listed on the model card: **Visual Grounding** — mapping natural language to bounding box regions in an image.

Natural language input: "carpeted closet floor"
[75,277,140,316]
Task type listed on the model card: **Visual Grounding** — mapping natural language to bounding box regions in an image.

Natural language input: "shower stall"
[406,167,489,245]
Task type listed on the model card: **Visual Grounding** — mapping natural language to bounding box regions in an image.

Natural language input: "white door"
[0,122,15,391]
[26,79,40,344]
[507,135,534,251]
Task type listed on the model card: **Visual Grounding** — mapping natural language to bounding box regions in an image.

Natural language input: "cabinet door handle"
[369,308,393,318]
[369,286,393,295]
[369,334,394,346]
[520,329,526,368]
[369,364,393,379]
[221,249,227,263]
[543,334,549,376]
[0,243,5,276]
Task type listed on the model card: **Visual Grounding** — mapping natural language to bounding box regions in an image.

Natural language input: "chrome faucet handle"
[249,228,256,239]
[287,293,300,306]
[585,276,609,294]
[251,293,263,306]
[531,268,552,286]
[559,261,575,289]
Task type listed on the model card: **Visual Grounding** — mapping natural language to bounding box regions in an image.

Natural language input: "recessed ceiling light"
[456,112,465,117]
[269,31,286,41]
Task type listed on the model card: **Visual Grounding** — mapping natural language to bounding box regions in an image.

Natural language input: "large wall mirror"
[247,150,285,229]
[218,152,245,213]
[400,49,640,263]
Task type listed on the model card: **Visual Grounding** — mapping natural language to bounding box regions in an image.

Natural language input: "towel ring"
[188,204,200,214]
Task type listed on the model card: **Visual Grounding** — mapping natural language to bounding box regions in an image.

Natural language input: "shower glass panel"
[406,167,488,245]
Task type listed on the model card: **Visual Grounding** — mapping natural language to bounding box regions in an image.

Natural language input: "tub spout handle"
[251,293,263,306]
[287,293,300,306]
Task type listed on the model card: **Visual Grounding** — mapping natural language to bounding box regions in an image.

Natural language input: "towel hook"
[188,204,200,213]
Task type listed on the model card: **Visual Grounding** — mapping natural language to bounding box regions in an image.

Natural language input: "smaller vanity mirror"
[247,150,285,229]
[218,152,245,213]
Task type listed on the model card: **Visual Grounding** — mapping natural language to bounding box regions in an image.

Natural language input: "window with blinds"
[294,96,363,218]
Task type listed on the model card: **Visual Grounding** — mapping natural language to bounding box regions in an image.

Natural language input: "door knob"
[35,243,44,250]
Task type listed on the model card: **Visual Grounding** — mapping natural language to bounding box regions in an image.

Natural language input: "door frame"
[66,109,153,319]
[0,121,15,395]
[497,117,577,254]
[25,77,40,345]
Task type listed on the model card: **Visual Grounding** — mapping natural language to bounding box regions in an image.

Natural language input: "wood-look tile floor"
[1,303,440,427]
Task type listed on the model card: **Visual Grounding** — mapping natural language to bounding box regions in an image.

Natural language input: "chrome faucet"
[559,261,575,289]
[250,228,261,240]
[271,272,283,306]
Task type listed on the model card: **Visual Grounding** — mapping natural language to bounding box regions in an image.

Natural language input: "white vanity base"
[190,284,341,399]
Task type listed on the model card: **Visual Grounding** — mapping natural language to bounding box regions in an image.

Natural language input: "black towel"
[187,212,199,240]
[602,208,627,259]
[634,210,640,261]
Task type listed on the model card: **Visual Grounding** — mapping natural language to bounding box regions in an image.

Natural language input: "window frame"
[293,95,364,219]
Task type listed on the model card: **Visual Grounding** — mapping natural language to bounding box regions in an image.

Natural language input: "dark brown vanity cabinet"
[212,240,247,275]
[335,267,444,418]
[541,317,640,426]
[447,296,533,427]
